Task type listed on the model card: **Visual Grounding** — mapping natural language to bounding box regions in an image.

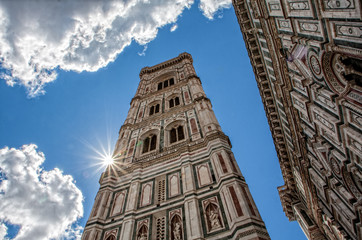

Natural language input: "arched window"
[169,97,180,109]
[157,78,175,91]
[170,126,185,144]
[142,135,157,153]
[149,104,160,116]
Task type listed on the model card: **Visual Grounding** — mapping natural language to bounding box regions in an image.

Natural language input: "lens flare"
[79,132,127,178]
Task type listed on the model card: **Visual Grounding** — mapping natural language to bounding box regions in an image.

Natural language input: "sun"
[103,153,114,166]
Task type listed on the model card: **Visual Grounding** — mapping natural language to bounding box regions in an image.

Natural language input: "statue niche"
[137,225,148,240]
[171,215,183,240]
[205,203,223,231]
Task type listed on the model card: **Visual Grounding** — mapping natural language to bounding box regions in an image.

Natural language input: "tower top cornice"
[139,52,193,77]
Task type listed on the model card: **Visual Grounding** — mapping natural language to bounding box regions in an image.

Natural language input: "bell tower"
[82,53,270,240]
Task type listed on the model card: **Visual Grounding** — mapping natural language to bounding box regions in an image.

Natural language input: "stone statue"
[138,232,147,240]
[209,209,221,230]
[173,221,182,240]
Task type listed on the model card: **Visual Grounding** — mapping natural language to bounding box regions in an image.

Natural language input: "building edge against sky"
[232,0,361,239]
[82,53,270,240]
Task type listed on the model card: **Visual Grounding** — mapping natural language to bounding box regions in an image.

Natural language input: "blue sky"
[0,1,306,239]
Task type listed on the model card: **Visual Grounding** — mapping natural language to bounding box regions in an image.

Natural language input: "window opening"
[170,128,177,143]
[143,137,150,153]
[169,99,174,108]
[170,78,174,85]
[175,97,180,106]
[156,216,166,240]
[164,80,168,88]
[157,180,166,203]
[150,135,157,151]
[158,82,163,91]
[150,106,155,116]
[155,104,160,113]
[177,126,184,140]
[170,126,185,144]
[143,135,157,153]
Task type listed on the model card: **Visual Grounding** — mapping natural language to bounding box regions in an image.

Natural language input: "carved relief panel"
[320,0,361,19]
[169,208,184,240]
[201,196,226,234]
[282,0,315,17]
[135,218,150,240]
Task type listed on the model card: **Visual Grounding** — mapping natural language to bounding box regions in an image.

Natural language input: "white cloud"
[138,45,148,57]
[0,223,9,240]
[199,0,232,19]
[170,24,178,32]
[0,0,194,97]
[0,144,83,240]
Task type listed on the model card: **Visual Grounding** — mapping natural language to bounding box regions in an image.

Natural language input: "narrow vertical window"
[170,78,174,85]
[170,128,177,143]
[150,106,154,116]
[164,80,168,88]
[158,82,163,90]
[155,104,160,113]
[177,126,184,140]
[175,97,180,106]
[143,137,150,153]
[150,135,157,151]
[169,99,174,108]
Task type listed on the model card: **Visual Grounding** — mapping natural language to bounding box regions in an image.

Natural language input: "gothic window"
[157,78,175,91]
[142,135,157,153]
[170,126,185,144]
[169,97,180,109]
[149,103,160,116]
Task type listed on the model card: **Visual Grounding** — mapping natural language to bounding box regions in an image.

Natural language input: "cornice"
[139,52,193,77]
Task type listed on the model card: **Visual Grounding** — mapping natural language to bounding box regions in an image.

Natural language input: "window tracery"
[142,135,157,153]
[149,104,160,116]
[157,78,175,91]
[169,96,180,108]
[170,126,185,144]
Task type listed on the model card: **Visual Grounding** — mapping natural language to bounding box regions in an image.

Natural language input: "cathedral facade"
[232,0,361,239]
[82,53,270,240]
